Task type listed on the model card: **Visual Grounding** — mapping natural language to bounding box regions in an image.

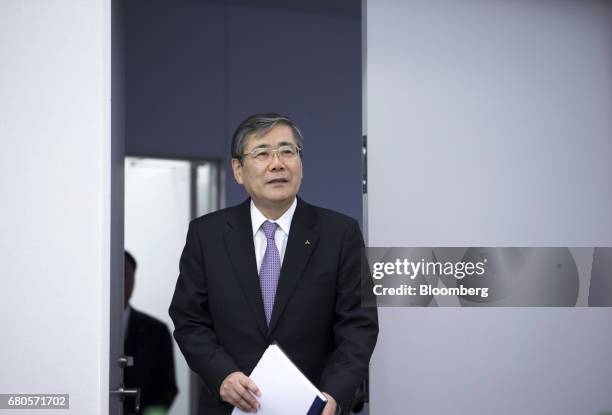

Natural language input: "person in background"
[124,251,178,415]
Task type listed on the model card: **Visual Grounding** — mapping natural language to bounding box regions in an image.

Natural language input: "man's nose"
[268,151,285,169]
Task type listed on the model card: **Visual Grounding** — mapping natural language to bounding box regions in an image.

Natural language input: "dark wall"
[124,1,226,159]
[124,0,362,222]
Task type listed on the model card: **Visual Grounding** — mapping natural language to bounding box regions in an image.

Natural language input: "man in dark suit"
[169,113,378,415]
[124,251,178,414]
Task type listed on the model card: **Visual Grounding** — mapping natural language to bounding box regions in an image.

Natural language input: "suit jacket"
[169,197,378,414]
[124,308,178,414]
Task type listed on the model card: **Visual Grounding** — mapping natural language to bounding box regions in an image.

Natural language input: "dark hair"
[124,251,137,271]
[231,113,304,163]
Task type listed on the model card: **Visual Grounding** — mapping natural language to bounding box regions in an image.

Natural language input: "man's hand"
[321,392,337,415]
[220,371,261,413]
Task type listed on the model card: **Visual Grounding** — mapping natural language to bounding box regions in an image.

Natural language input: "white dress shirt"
[250,198,297,273]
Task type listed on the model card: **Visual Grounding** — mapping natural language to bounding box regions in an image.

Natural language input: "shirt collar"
[250,197,297,237]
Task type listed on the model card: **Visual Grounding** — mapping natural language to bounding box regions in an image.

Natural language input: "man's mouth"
[267,178,289,184]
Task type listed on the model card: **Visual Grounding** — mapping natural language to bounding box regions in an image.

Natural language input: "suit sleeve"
[318,218,379,410]
[169,220,240,398]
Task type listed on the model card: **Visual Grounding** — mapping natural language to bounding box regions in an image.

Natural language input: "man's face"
[232,123,303,211]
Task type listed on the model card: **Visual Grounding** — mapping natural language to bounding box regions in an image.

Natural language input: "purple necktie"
[259,221,281,325]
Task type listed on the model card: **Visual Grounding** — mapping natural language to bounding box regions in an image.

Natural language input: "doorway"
[124,156,221,415]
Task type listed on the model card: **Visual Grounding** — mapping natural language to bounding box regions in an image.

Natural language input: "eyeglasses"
[241,144,302,163]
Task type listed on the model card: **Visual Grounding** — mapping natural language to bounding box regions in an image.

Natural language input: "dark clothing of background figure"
[124,308,178,414]
[169,197,379,415]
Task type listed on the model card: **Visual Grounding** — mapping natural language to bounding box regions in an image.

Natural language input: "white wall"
[366,0,612,413]
[0,1,111,414]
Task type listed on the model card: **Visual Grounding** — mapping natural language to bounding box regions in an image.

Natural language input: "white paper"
[231,344,327,415]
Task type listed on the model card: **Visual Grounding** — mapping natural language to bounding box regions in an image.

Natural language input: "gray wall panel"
[366,0,612,413]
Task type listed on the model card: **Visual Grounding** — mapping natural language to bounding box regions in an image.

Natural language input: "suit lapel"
[223,199,268,338]
[268,198,318,335]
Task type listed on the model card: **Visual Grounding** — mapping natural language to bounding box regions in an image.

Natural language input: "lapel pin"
[305,240,311,245]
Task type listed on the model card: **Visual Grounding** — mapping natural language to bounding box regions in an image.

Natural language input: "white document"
[231,343,327,415]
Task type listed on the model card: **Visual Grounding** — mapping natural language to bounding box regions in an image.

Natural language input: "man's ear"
[231,158,244,184]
